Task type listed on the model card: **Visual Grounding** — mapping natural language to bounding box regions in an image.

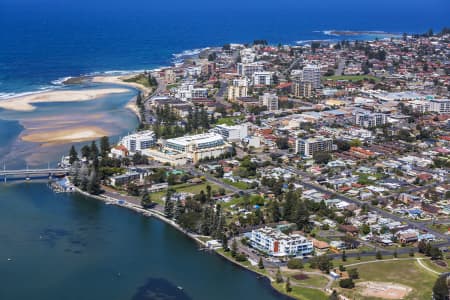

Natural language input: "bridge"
[0,168,70,181]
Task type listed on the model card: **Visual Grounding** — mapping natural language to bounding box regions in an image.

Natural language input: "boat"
[177,286,183,290]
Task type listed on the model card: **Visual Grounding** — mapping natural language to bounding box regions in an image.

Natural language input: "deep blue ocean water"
[0,0,449,94]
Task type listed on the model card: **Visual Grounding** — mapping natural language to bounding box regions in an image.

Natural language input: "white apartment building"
[430,99,450,114]
[250,227,313,257]
[259,93,279,111]
[296,136,333,157]
[176,83,208,100]
[210,124,248,142]
[240,48,256,63]
[354,111,387,128]
[237,62,264,77]
[163,133,230,163]
[252,71,273,86]
[227,78,248,101]
[164,69,176,84]
[302,65,322,89]
[119,130,156,155]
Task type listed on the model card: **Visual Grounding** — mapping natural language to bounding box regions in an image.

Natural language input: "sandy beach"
[0,88,130,112]
[92,75,153,96]
[21,126,110,147]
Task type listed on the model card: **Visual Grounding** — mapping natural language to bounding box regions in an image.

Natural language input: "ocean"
[0,0,448,299]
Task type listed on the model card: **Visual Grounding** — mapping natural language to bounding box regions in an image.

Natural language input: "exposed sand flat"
[21,126,110,146]
[0,88,130,112]
[92,75,153,96]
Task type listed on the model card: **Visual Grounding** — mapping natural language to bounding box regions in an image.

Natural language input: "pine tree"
[276,267,284,283]
[174,200,185,220]
[285,277,292,293]
[329,290,339,300]
[221,233,229,251]
[100,136,110,158]
[69,145,78,164]
[376,250,382,260]
[164,200,175,219]
[433,275,450,300]
[342,250,347,262]
[90,141,99,161]
[231,239,238,257]
[141,192,152,208]
[258,257,264,269]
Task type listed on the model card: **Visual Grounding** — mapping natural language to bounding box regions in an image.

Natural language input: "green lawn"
[289,273,329,289]
[217,116,244,126]
[149,182,224,204]
[272,283,328,300]
[223,179,249,190]
[337,259,438,300]
[324,75,380,82]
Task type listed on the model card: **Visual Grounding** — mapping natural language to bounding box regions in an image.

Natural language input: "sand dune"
[0,88,130,112]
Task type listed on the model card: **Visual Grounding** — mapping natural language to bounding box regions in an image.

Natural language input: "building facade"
[237,62,264,77]
[250,227,313,257]
[296,136,333,157]
[119,130,156,155]
[259,92,279,111]
[210,124,248,142]
[354,111,387,128]
[252,71,273,86]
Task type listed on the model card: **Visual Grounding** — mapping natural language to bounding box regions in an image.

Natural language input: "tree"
[231,239,238,257]
[127,182,140,196]
[339,278,355,289]
[99,136,110,157]
[348,268,359,279]
[90,141,99,161]
[342,250,347,262]
[430,247,443,260]
[276,267,284,283]
[258,257,265,269]
[393,248,398,258]
[287,258,304,269]
[433,275,450,300]
[313,152,332,165]
[409,248,415,257]
[81,145,91,159]
[69,145,78,164]
[285,277,292,293]
[329,290,339,300]
[376,250,382,260]
[141,192,153,208]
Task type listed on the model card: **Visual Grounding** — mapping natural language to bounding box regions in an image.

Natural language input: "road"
[284,165,450,242]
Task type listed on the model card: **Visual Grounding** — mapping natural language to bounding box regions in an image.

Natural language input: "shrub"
[287,258,304,270]
[339,278,355,289]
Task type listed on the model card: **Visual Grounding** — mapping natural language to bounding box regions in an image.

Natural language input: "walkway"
[416,258,441,275]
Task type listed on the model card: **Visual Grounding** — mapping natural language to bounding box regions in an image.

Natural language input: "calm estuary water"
[0,182,288,300]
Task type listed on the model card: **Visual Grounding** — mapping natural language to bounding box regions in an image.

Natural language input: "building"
[237,62,264,77]
[354,111,387,128]
[296,136,333,157]
[164,69,176,84]
[162,133,230,163]
[252,71,272,86]
[119,130,156,155]
[176,82,208,101]
[249,227,313,257]
[430,99,450,114]
[210,124,248,142]
[302,65,321,89]
[110,172,141,187]
[293,80,313,98]
[259,93,279,111]
[227,78,248,101]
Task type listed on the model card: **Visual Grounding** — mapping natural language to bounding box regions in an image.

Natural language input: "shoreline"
[74,187,297,300]
[0,88,130,112]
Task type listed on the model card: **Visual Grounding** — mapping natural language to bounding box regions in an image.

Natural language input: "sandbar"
[21,126,110,147]
[0,88,130,112]
[92,75,153,96]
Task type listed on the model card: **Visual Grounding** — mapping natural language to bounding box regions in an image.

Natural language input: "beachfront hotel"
[249,227,313,257]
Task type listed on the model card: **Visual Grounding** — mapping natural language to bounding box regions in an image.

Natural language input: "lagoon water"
[0,0,449,299]
[0,183,289,300]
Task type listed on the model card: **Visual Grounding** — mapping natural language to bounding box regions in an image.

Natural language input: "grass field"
[272,283,328,300]
[217,116,244,126]
[123,73,153,88]
[149,182,223,204]
[337,259,438,300]
[289,273,329,289]
[324,75,380,82]
[223,179,249,190]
